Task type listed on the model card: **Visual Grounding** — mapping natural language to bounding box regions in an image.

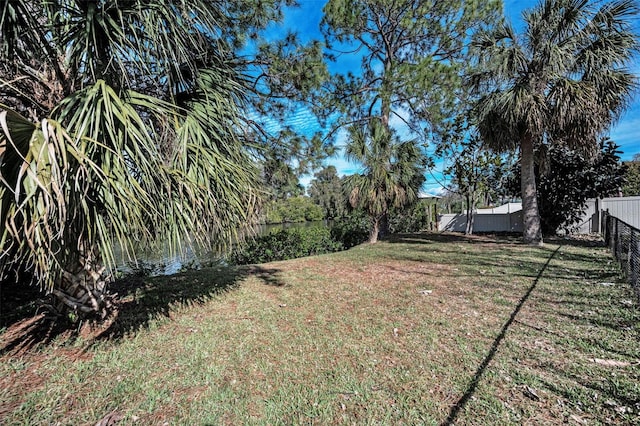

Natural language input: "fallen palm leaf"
[588,358,637,367]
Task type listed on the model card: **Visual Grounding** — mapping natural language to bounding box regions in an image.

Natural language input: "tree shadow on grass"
[440,244,562,425]
[385,231,523,246]
[0,264,284,356]
[386,232,615,276]
[0,282,46,329]
[386,231,607,248]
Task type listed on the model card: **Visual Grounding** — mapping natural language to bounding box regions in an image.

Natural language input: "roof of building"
[417,191,442,199]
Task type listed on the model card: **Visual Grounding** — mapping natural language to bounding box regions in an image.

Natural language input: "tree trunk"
[369,216,380,243]
[45,245,111,321]
[520,134,543,245]
[465,193,474,235]
[465,210,475,235]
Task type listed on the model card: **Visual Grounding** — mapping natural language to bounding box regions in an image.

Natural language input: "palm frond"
[0,73,260,291]
[343,118,426,224]
[474,0,638,155]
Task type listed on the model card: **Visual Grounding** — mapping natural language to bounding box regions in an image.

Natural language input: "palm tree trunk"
[369,217,380,243]
[47,245,111,320]
[520,134,543,245]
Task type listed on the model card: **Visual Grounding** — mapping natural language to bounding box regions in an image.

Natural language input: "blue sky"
[270,0,640,194]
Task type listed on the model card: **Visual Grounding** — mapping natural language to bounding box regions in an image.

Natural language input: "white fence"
[438,196,640,234]
[599,196,640,229]
[439,203,523,233]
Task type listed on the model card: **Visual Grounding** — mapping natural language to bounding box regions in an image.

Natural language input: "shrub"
[389,201,431,233]
[330,211,370,248]
[303,202,324,222]
[265,208,284,224]
[264,196,325,224]
[231,226,342,265]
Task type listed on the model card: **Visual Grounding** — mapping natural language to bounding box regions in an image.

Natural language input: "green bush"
[304,202,324,221]
[264,208,284,224]
[232,226,342,265]
[265,196,325,224]
[389,201,431,233]
[330,211,370,248]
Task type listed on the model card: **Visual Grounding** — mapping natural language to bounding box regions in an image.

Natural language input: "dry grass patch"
[1,233,638,425]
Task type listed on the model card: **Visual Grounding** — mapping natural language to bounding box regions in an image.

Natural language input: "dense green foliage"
[232,226,342,264]
[473,0,638,244]
[507,139,626,235]
[622,155,640,196]
[236,205,386,264]
[329,210,371,249]
[308,166,349,220]
[264,196,324,224]
[388,201,434,234]
[261,159,305,201]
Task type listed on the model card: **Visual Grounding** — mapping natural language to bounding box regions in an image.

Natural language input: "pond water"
[114,221,329,277]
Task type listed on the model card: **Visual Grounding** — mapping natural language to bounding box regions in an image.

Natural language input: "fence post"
[635,234,640,298]
[609,217,618,255]
[630,229,638,290]
[628,228,633,282]
[613,216,618,255]
[594,198,601,233]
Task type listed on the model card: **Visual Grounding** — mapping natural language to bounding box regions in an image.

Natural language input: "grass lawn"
[1,233,639,425]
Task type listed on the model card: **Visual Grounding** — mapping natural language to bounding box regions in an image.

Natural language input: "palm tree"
[0,0,261,319]
[472,0,638,245]
[343,119,426,243]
